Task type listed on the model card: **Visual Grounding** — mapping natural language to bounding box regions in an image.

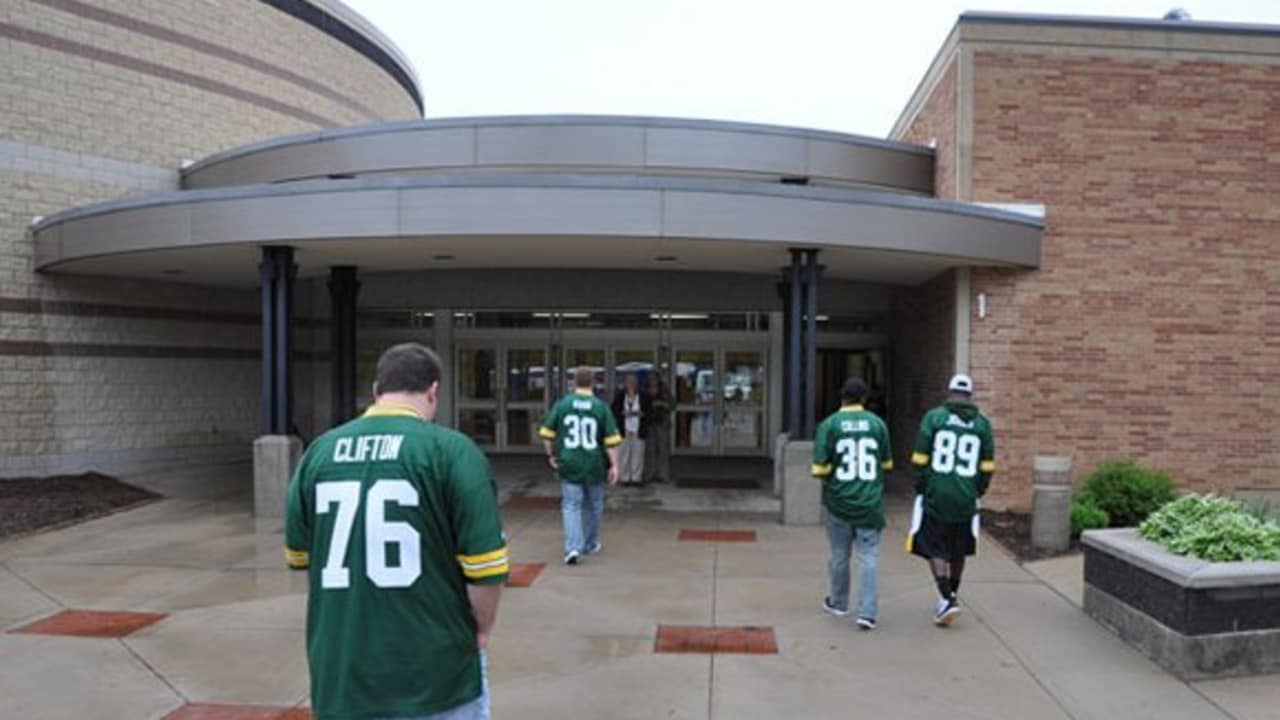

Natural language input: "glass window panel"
[674,350,715,405]
[613,349,655,393]
[723,409,762,449]
[564,348,607,400]
[506,348,546,403]
[458,409,497,447]
[723,351,764,406]
[505,409,537,447]
[675,410,717,450]
[458,349,497,401]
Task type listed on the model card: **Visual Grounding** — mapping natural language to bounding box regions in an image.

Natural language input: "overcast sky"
[345,1,1280,137]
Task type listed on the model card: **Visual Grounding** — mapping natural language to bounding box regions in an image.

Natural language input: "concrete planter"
[1081,528,1280,679]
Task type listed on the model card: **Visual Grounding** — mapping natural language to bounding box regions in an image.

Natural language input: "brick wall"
[898,59,958,200]
[889,270,956,465]
[966,50,1280,508]
[0,0,417,476]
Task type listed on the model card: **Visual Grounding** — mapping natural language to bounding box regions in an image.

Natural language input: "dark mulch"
[0,472,160,541]
[982,509,1080,563]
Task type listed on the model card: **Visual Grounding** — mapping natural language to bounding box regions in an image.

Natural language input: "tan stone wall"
[0,0,417,475]
[966,50,1280,508]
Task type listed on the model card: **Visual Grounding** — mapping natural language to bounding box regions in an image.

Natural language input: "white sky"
[345,1,1280,137]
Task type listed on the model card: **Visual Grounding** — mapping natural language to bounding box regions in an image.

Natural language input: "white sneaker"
[587,542,602,554]
[564,551,580,566]
[934,597,961,626]
[856,617,877,631]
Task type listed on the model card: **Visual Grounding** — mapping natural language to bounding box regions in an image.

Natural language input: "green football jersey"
[284,403,508,720]
[539,389,622,484]
[812,404,894,529]
[911,400,996,523]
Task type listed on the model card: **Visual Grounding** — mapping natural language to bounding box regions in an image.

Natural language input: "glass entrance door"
[672,347,766,456]
[457,344,548,451]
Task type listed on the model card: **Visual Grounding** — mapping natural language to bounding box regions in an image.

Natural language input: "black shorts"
[906,496,978,561]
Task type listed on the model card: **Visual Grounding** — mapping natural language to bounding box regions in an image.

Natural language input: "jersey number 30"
[835,437,879,482]
[316,479,420,590]
[563,415,598,450]
[931,431,981,478]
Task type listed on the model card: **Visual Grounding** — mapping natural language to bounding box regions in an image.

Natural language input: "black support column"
[802,249,822,439]
[259,246,296,436]
[781,248,822,439]
[328,266,360,427]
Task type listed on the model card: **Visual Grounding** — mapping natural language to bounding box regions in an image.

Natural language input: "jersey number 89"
[931,430,980,478]
[834,437,879,482]
[563,415,598,450]
[316,479,420,590]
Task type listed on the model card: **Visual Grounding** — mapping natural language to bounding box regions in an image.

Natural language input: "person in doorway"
[906,373,996,627]
[285,342,506,720]
[643,373,672,484]
[541,367,622,564]
[611,373,651,485]
[812,377,893,631]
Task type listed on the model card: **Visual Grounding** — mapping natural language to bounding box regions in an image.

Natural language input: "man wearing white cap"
[906,373,996,626]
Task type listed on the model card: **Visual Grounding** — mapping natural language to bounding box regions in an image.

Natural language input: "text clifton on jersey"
[332,434,405,463]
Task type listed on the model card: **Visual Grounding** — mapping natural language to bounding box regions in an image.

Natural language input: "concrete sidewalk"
[0,464,1272,720]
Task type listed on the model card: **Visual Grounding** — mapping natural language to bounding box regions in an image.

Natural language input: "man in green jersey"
[285,343,507,720]
[906,373,996,627]
[812,377,894,631]
[540,367,622,565]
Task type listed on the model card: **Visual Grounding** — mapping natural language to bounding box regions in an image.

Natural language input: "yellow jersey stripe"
[811,463,833,476]
[980,460,996,473]
[538,427,557,440]
[463,562,510,580]
[881,460,895,470]
[603,433,623,447]
[284,547,309,569]
[363,402,425,419]
[911,452,930,466]
[457,547,508,566]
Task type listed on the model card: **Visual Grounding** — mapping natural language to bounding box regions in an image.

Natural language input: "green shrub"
[1070,492,1109,537]
[1081,460,1176,528]
[1139,494,1280,562]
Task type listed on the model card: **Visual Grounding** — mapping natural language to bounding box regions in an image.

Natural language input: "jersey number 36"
[316,479,420,590]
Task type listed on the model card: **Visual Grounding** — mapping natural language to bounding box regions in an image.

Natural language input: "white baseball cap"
[948,374,974,394]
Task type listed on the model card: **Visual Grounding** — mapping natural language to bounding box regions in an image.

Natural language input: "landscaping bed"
[0,473,159,541]
[982,508,1079,562]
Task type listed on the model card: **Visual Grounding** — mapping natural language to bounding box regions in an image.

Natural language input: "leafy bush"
[1081,460,1175,528]
[1070,492,1109,537]
[1139,494,1280,562]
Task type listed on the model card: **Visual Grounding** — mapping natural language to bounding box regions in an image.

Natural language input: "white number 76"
[316,479,422,590]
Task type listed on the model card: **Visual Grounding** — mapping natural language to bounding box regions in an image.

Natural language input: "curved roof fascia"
[182,116,935,194]
[34,173,1041,276]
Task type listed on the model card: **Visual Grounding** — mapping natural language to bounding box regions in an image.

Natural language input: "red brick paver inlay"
[677,529,757,543]
[654,625,778,654]
[505,562,546,588]
[503,495,560,510]
[163,704,307,720]
[10,609,166,638]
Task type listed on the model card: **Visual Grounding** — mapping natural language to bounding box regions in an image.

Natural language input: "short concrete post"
[254,435,302,518]
[781,440,821,526]
[1031,455,1073,553]
[772,432,790,497]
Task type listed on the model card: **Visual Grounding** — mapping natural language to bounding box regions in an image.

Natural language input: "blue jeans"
[377,652,489,719]
[561,481,605,554]
[824,511,882,620]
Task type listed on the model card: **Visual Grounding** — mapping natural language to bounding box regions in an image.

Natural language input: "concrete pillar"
[254,434,302,518]
[1032,455,1073,553]
[781,440,821,526]
[772,432,790,496]
[767,310,783,454]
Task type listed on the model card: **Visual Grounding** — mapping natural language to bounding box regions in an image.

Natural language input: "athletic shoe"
[822,597,850,617]
[587,541,602,555]
[856,617,877,631]
[564,551,580,566]
[934,597,961,626]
